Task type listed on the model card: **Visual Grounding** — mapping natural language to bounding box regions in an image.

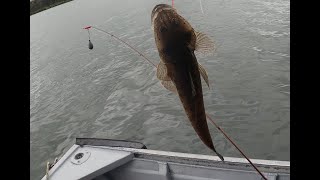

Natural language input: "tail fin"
[214,150,224,162]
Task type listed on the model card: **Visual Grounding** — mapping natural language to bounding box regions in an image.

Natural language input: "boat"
[41,138,290,180]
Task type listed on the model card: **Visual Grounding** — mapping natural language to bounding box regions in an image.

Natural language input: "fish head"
[151,4,177,35]
[151,4,174,26]
[151,4,196,64]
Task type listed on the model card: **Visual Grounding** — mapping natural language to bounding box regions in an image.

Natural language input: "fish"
[151,4,224,161]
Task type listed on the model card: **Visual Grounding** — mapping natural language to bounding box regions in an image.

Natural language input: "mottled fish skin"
[151,4,224,161]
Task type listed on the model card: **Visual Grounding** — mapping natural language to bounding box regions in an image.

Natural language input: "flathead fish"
[151,4,224,161]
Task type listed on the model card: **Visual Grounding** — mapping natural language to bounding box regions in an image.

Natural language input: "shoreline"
[30,0,74,15]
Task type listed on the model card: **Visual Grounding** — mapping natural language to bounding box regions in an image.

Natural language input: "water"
[30,0,289,179]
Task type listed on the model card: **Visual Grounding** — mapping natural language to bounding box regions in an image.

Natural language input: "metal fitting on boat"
[71,150,91,165]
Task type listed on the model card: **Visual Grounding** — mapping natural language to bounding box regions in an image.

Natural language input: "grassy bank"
[30,0,74,15]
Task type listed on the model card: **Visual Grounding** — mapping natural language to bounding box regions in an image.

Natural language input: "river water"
[30,0,289,179]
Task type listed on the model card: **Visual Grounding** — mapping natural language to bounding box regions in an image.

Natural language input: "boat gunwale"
[89,146,289,166]
[87,145,290,174]
[42,144,290,180]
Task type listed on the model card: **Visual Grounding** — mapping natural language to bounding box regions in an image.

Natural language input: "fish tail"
[208,144,224,162]
[213,150,224,162]
[215,151,224,162]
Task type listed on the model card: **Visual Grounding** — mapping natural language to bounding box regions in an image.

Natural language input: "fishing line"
[206,115,268,180]
[83,25,268,180]
[199,0,204,14]
[172,0,203,14]
[87,29,91,40]
[84,26,156,67]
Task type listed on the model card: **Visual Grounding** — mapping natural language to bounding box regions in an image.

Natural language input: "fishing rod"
[83,26,268,180]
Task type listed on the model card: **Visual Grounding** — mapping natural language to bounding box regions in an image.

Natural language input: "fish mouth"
[151,4,173,25]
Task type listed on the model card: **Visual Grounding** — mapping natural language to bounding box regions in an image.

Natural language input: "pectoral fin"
[157,60,178,94]
[156,61,171,81]
[161,80,178,94]
[195,31,215,56]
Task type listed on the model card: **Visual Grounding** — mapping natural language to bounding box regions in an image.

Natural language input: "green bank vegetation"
[30,0,74,15]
